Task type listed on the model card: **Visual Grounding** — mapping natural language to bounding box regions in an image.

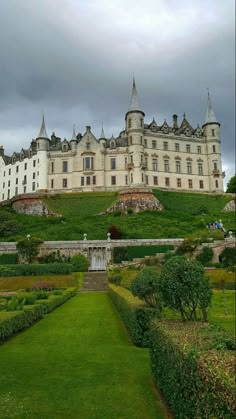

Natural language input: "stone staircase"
[82,272,108,291]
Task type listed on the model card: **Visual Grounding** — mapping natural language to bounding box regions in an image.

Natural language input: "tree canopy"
[226,175,236,193]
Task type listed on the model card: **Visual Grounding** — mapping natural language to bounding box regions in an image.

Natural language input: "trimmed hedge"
[0,253,18,265]
[113,245,174,263]
[108,284,158,347]
[0,288,76,342]
[150,320,236,419]
[0,263,74,277]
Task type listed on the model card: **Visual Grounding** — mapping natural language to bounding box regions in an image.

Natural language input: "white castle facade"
[0,80,224,202]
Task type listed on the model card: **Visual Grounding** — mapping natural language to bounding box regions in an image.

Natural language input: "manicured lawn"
[0,293,169,418]
[0,189,234,241]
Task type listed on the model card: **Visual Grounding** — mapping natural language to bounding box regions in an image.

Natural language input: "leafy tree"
[16,237,43,263]
[130,268,162,311]
[226,174,236,193]
[70,254,89,272]
[196,247,213,266]
[108,225,122,239]
[219,248,236,268]
[159,257,212,321]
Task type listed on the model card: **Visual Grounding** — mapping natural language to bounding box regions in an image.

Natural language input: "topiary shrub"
[130,268,162,313]
[159,257,212,321]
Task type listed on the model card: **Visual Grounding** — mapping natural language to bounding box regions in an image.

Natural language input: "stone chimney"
[0,145,4,156]
[172,114,178,129]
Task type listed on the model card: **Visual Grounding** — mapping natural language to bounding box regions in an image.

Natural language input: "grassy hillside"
[0,190,234,241]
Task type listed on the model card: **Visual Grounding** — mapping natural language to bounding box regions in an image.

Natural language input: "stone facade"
[0,81,225,202]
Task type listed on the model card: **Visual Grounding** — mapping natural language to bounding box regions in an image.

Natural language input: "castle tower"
[125,78,145,187]
[70,125,78,152]
[36,115,50,192]
[202,92,223,192]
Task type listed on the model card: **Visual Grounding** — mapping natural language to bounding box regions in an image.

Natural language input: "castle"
[0,80,224,202]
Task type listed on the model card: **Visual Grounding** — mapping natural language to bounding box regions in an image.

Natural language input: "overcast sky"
[0,0,235,187]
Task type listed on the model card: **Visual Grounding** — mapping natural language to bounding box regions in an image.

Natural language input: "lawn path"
[0,293,169,419]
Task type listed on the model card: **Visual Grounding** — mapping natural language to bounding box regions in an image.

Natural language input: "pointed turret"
[100,123,106,139]
[205,91,218,124]
[37,115,49,139]
[71,125,77,141]
[128,77,141,112]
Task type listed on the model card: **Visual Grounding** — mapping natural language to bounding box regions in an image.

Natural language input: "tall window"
[188,179,193,189]
[111,158,116,170]
[215,179,219,188]
[125,175,128,185]
[51,162,54,173]
[51,179,54,189]
[164,160,169,172]
[131,173,133,183]
[86,176,90,185]
[93,176,96,185]
[33,160,36,167]
[144,139,147,147]
[81,177,84,186]
[165,177,170,187]
[24,163,27,170]
[125,157,128,168]
[152,140,156,149]
[152,159,158,171]
[153,176,158,185]
[83,157,94,170]
[197,146,201,154]
[32,182,36,191]
[175,143,180,152]
[187,161,192,174]
[164,142,168,151]
[177,178,181,187]
[146,176,149,185]
[213,162,218,170]
[129,136,132,145]
[128,119,131,128]
[198,163,203,175]
[212,129,215,136]
[62,179,67,188]
[63,161,68,173]
[199,180,204,189]
[111,176,116,185]
[16,166,19,173]
[213,145,216,153]
[176,160,181,173]
[145,157,148,169]
[130,155,133,164]
[186,144,191,153]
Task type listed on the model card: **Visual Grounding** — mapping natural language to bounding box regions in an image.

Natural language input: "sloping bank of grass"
[0,292,169,419]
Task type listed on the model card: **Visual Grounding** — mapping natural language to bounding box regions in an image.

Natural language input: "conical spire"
[71,125,77,141]
[205,91,217,124]
[37,115,49,139]
[128,77,141,112]
[100,123,105,139]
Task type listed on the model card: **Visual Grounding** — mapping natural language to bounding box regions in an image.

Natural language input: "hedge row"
[0,263,74,277]
[0,288,76,342]
[108,284,157,347]
[0,253,18,265]
[113,245,174,263]
[150,320,236,419]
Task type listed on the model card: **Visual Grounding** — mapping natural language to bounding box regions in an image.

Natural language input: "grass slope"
[0,190,234,241]
[0,293,169,419]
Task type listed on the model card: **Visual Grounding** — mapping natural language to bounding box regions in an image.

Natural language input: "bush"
[16,237,43,263]
[130,268,162,312]
[159,257,212,321]
[150,320,236,419]
[108,284,158,347]
[219,248,236,268]
[196,246,214,266]
[38,250,70,264]
[108,225,122,239]
[0,288,76,342]
[0,253,18,265]
[70,254,89,272]
[0,263,74,277]
[108,274,122,285]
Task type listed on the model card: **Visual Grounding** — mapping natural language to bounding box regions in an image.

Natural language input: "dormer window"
[111,140,116,149]
[63,144,68,152]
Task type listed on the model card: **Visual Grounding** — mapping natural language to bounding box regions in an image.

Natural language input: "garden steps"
[82,272,108,291]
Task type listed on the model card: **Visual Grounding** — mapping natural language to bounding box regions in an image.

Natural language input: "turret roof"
[128,77,141,112]
[37,115,49,139]
[205,91,218,124]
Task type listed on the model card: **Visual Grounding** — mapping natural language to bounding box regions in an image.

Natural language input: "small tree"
[196,247,213,266]
[16,237,43,263]
[130,268,162,311]
[108,225,122,239]
[70,254,89,272]
[226,174,236,193]
[159,256,212,321]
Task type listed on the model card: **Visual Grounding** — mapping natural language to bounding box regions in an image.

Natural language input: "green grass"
[0,293,169,419]
[0,189,234,241]
[208,290,236,334]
